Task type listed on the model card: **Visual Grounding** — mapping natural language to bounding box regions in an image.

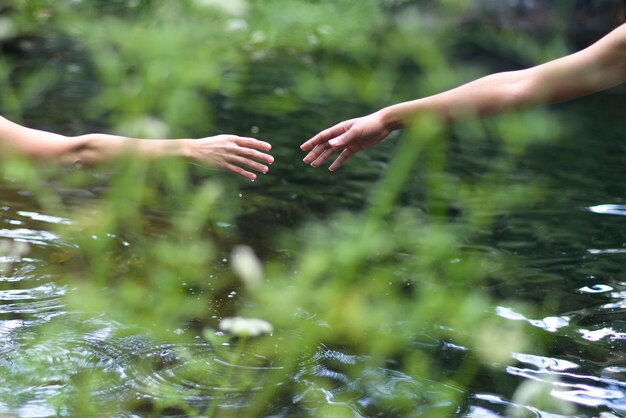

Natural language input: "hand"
[186,135,274,181]
[300,112,394,171]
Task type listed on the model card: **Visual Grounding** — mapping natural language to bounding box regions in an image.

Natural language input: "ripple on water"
[15,211,72,226]
[0,319,21,357]
[0,281,66,322]
[579,284,614,294]
[293,345,463,416]
[117,340,288,411]
[507,350,626,415]
[0,228,61,246]
[76,334,454,416]
[587,205,626,216]
[0,318,123,417]
[496,306,571,333]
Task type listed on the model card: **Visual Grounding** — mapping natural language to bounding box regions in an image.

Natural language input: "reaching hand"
[187,135,274,181]
[300,112,394,171]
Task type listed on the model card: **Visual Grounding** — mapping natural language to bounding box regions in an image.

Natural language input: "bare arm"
[302,23,626,170]
[0,116,274,181]
[383,23,626,124]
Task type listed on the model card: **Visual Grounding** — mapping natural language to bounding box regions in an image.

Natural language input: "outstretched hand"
[186,134,273,181]
[300,112,394,171]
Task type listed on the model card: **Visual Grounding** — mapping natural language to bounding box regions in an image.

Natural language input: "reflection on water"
[588,205,626,216]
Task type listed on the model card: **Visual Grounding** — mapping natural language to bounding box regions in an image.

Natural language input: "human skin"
[301,23,626,171]
[0,116,273,181]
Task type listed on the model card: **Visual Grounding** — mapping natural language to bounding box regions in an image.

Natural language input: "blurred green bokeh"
[0,0,585,416]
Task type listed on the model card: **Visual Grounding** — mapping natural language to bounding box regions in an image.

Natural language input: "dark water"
[1,88,625,417]
[2,7,626,418]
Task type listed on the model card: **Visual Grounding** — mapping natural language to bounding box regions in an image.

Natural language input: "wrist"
[178,139,194,160]
[377,106,405,132]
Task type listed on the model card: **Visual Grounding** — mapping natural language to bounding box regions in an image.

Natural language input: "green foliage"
[0,0,570,416]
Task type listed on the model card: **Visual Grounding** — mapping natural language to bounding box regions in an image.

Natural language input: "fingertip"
[301,138,318,151]
[250,174,257,182]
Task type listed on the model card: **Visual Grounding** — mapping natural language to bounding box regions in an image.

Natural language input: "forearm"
[381,23,626,130]
[380,63,622,129]
[380,70,532,129]
[0,116,188,165]
[70,133,189,166]
[0,115,273,179]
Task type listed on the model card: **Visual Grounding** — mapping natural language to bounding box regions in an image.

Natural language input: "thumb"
[328,127,357,148]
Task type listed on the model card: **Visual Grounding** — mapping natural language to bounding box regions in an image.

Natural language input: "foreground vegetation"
[0,0,586,416]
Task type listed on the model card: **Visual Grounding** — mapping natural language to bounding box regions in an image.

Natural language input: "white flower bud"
[230,245,263,289]
[219,316,273,338]
[194,0,249,16]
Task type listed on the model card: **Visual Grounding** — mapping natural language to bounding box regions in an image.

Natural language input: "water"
[2,3,626,417]
[1,90,624,416]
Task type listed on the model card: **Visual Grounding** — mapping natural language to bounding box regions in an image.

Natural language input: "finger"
[328,127,358,148]
[233,136,272,151]
[224,162,257,181]
[232,147,275,165]
[227,154,269,174]
[311,147,336,167]
[300,121,351,151]
[328,148,356,171]
[303,143,330,164]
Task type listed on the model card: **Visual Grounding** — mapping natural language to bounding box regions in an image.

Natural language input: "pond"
[1,1,626,417]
